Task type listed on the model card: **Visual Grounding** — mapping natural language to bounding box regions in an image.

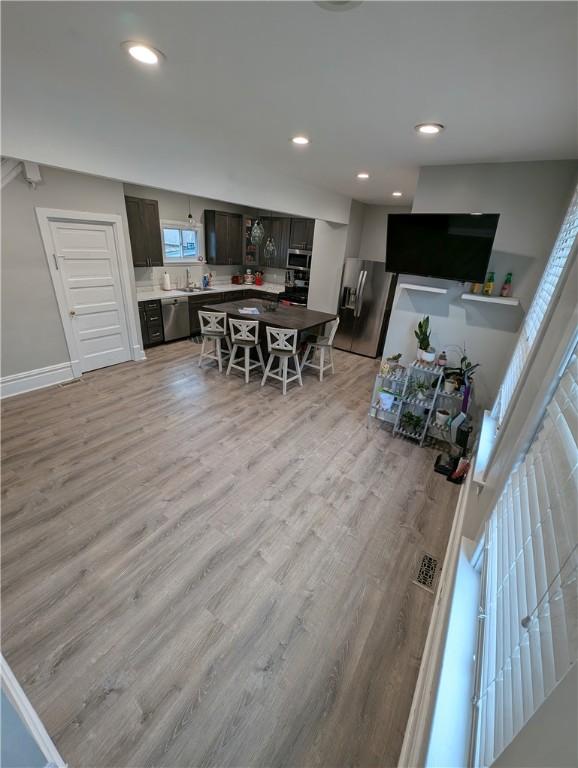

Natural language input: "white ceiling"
[2,1,577,218]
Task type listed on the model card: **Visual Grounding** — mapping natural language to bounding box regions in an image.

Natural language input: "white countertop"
[136,282,284,302]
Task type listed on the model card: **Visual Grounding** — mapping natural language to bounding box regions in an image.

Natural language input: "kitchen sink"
[182,287,215,292]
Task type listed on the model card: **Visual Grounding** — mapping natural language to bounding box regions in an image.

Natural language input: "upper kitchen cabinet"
[289,218,315,251]
[125,196,163,267]
[204,210,243,265]
[261,217,290,269]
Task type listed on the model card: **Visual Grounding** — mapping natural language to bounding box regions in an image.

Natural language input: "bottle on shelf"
[470,282,483,295]
[483,271,495,296]
[500,272,513,297]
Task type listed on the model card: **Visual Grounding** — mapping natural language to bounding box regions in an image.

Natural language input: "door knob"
[69,309,76,316]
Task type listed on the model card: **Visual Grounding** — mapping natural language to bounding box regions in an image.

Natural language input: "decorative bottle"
[483,272,495,296]
[500,272,513,297]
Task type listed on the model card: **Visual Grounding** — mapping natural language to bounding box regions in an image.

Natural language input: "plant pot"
[421,349,436,364]
[443,380,456,394]
[436,409,451,427]
[416,391,427,401]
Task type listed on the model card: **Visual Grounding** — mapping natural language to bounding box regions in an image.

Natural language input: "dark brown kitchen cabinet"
[289,218,315,251]
[260,217,290,269]
[138,300,164,347]
[204,210,243,265]
[125,196,163,267]
[188,293,226,335]
[138,306,149,347]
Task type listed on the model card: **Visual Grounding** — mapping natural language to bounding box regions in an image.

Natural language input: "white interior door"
[49,219,131,373]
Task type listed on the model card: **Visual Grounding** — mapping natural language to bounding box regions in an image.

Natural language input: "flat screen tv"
[385,213,500,282]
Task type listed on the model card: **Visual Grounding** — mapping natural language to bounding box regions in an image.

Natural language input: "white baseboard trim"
[1,655,67,768]
[398,467,474,767]
[1,361,76,399]
[132,344,147,361]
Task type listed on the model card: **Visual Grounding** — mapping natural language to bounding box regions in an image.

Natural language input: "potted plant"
[414,316,435,363]
[443,351,480,389]
[435,409,451,427]
[413,378,430,401]
[381,352,403,377]
[401,411,424,434]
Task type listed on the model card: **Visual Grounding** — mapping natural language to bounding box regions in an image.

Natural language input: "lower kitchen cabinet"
[188,293,225,336]
[139,300,164,347]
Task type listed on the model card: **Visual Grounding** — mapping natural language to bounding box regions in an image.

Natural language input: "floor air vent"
[413,552,440,592]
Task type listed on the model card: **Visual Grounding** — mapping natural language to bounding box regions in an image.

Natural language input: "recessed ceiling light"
[291,136,310,145]
[356,172,370,179]
[415,123,445,135]
[392,191,403,197]
[123,42,164,65]
[316,1,364,11]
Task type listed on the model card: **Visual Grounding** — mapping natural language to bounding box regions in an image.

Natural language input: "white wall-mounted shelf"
[460,293,519,307]
[399,283,448,295]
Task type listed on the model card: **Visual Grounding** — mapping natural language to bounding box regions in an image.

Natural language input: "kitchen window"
[161,221,201,264]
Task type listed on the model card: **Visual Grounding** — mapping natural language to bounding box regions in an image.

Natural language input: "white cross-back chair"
[226,319,265,383]
[300,317,340,382]
[198,311,232,373]
[261,327,303,395]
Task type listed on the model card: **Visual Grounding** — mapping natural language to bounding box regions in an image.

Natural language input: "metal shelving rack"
[392,361,444,446]
[369,367,407,425]
[369,358,472,449]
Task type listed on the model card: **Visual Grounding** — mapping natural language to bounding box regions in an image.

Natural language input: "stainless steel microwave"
[287,248,312,271]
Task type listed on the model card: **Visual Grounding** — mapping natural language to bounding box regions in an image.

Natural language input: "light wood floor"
[1,341,458,768]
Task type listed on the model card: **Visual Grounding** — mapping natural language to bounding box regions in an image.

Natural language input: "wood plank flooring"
[1,341,458,767]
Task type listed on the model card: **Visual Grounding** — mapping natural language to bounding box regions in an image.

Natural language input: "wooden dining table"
[202,298,337,335]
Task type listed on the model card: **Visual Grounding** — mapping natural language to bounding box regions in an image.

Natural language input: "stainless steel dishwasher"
[161,296,190,341]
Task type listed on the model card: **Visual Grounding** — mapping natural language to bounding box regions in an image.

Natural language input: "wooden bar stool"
[261,327,303,395]
[300,317,340,382]
[198,311,232,373]
[226,319,265,383]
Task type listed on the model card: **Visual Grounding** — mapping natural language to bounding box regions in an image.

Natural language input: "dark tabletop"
[202,298,336,333]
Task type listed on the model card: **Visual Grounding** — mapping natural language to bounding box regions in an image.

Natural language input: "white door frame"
[36,207,144,379]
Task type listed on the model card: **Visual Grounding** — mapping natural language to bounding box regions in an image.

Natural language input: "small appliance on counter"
[231,273,244,285]
[243,269,255,285]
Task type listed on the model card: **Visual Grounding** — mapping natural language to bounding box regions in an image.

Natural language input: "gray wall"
[358,204,412,262]
[382,160,578,408]
[1,166,136,377]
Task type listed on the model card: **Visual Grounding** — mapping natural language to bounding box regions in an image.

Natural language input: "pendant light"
[263,210,277,261]
[187,197,193,225]
[250,212,265,246]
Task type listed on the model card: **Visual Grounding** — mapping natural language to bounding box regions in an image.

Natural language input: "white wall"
[307,219,349,314]
[343,199,365,261]
[382,161,578,408]
[491,665,578,768]
[1,165,138,378]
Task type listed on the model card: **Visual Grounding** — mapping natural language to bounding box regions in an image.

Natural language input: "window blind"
[492,185,578,427]
[474,346,578,768]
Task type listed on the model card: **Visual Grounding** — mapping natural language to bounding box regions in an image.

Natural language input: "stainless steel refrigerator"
[333,259,396,357]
